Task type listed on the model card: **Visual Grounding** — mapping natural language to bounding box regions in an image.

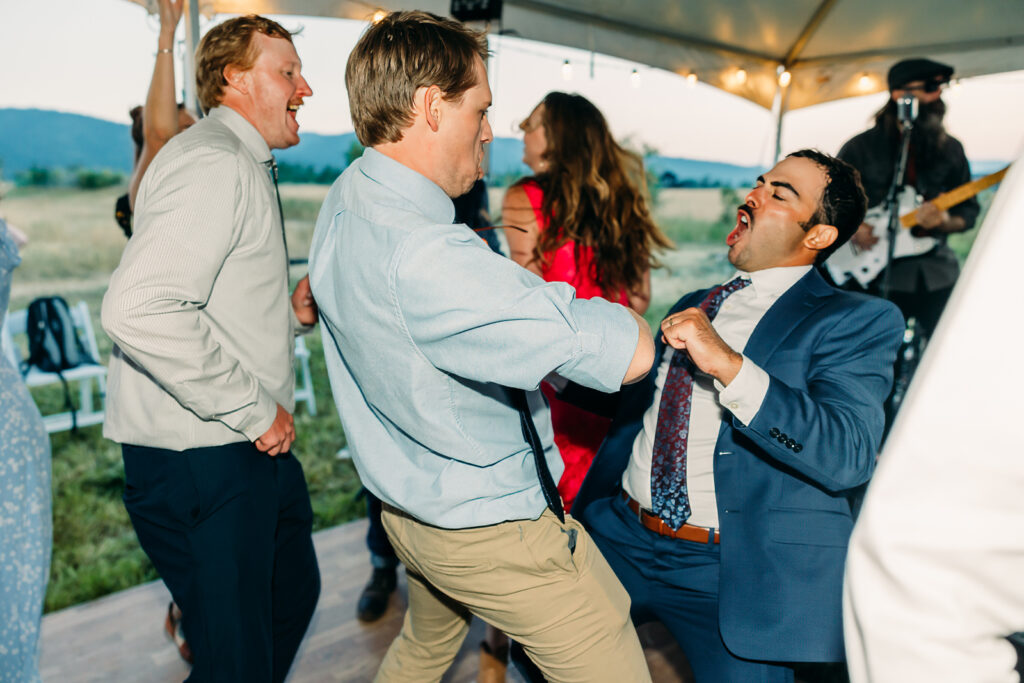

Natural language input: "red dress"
[520,180,630,510]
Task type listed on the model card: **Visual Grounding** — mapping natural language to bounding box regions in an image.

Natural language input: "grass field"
[1,181,991,611]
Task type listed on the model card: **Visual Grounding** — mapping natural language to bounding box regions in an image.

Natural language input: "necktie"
[650,276,751,530]
[507,387,565,523]
[265,158,290,269]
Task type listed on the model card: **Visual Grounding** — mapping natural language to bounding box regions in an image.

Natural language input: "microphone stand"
[880,97,916,300]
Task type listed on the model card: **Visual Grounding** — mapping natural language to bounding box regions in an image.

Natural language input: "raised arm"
[501,184,543,276]
[129,0,189,208]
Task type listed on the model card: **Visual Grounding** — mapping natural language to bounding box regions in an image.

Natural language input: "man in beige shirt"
[102,15,318,682]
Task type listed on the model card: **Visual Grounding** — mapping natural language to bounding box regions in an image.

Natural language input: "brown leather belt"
[621,491,720,544]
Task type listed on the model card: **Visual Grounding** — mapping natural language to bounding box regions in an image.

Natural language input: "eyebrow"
[757,175,800,198]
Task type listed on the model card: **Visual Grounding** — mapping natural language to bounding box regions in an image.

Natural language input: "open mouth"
[287,101,302,124]
[726,206,753,246]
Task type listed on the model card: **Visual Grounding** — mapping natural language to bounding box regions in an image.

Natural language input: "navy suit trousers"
[585,493,793,683]
[122,442,320,683]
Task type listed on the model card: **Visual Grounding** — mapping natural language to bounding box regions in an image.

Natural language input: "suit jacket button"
[794,444,803,453]
[769,427,780,438]
[786,438,796,449]
[778,433,788,443]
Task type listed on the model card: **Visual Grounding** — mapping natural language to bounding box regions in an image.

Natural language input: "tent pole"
[773,81,791,163]
[773,102,784,163]
[183,0,201,116]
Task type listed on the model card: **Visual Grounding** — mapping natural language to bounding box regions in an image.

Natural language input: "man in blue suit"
[572,149,905,682]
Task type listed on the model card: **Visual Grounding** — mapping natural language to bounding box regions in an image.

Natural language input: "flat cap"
[888,58,954,90]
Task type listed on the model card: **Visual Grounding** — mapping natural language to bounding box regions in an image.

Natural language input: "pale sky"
[2,0,1023,167]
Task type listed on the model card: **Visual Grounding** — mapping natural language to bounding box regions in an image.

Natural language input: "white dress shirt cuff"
[715,355,769,426]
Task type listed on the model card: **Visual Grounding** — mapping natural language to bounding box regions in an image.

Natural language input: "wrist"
[715,351,744,386]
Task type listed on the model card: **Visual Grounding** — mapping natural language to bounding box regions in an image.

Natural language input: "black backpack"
[23,296,96,431]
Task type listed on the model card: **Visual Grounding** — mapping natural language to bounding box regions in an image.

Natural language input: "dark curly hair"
[786,149,867,262]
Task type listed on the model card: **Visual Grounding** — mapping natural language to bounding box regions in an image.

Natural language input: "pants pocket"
[520,511,581,578]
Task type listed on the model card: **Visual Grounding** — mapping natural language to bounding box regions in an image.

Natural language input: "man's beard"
[876,97,948,165]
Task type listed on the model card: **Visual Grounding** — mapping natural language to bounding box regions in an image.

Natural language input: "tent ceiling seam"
[794,34,1024,67]
[782,0,838,67]
[505,0,779,64]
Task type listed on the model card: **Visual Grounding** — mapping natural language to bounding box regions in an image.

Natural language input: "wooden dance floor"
[39,518,692,682]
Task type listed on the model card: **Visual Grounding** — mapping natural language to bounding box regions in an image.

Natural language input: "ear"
[423,85,443,133]
[803,223,838,254]
[224,64,250,95]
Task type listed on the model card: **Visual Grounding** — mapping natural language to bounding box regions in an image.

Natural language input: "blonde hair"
[195,15,295,112]
[345,11,489,145]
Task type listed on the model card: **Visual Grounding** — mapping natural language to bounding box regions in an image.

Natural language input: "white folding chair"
[2,301,108,433]
[293,334,317,416]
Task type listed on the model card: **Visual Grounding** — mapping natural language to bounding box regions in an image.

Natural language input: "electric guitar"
[826,165,1009,288]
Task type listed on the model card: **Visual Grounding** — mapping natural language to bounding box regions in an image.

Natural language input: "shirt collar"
[207,106,273,164]
[732,264,812,299]
[360,147,456,225]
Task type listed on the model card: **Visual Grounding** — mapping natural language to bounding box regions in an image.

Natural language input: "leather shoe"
[356,567,397,622]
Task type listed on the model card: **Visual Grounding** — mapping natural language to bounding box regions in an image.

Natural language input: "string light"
[857,73,875,92]
[371,9,387,23]
[734,68,748,85]
[686,72,698,87]
[630,68,641,88]
[561,59,573,81]
[778,70,791,87]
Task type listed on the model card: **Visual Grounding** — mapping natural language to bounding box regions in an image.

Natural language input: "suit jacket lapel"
[743,268,834,365]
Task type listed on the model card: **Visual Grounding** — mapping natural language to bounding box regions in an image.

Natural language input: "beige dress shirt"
[102,106,295,450]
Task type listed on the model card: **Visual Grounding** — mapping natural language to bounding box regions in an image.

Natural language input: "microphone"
[897,94,918,126]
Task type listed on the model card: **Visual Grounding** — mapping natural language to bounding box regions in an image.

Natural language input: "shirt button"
[729,402,739,410]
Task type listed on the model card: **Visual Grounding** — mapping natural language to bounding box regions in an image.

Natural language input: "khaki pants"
[375,506,651,683]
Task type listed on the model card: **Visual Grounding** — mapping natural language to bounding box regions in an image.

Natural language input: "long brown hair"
[517,92,671,296]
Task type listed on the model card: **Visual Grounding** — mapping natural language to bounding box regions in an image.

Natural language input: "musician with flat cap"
[835,57,978,344]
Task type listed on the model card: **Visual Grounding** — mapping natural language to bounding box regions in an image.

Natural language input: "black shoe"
[356,567,397,622]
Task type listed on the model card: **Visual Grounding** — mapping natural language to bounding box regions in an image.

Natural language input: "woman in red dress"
[502,92,671,510]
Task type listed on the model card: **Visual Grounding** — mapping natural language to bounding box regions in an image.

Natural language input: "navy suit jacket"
[573,268,904,663]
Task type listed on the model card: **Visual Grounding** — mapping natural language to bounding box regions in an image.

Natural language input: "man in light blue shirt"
[309,10,654,682]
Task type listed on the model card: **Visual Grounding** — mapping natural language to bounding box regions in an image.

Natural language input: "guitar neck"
[900,165,1010,228]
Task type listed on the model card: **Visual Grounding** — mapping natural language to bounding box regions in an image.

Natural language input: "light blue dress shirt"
[309,149,639,529]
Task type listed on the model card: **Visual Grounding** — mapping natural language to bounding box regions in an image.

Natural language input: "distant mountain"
[275,131,359,170]
[487,137,531,179]
[0,108,1011,187]
[0,108,135,175]
[647,156,766,188]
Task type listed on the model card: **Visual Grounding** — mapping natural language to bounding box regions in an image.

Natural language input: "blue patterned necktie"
[650,276,751,530]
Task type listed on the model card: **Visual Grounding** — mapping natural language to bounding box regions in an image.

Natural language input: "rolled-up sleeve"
[393,225,638,393]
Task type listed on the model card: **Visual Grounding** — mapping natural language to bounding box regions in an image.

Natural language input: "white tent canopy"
[128,0,1024,112]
